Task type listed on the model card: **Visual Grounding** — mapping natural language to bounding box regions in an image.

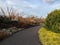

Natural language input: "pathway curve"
[0,26,42,45]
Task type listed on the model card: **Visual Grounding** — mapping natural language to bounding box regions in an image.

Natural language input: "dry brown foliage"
[0,7,42,28]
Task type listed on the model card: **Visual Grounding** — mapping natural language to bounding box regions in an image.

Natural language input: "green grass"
[38,27,60,45]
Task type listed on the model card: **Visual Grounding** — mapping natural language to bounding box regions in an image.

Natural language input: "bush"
[0,7,41,29]
[0,32,10,40]
[38,27,60,45]
[44,10,60,33]
[0,16,11,29]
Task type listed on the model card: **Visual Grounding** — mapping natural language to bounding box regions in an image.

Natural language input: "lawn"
[38,27,60,45]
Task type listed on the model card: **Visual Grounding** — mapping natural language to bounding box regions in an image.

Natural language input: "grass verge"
[38,27,60,45]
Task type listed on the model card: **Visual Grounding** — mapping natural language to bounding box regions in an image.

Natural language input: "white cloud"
[0,0,39,14]
[21,1,38,9]
[43,0,54,3]
[5,0,16,6]
[51,3,60,9]
[3,0,38,9]
[29,4,37,9]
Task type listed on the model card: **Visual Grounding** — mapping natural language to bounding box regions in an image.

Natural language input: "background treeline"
[0,7,44,29]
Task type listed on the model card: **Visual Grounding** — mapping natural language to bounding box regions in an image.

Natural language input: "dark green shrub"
[44,10,60,33]
[0,16,11,29]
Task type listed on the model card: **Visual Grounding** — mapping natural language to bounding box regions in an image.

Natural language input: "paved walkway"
[0,26,42,45]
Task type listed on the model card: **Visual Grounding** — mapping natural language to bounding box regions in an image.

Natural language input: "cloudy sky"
[0,0,60,18]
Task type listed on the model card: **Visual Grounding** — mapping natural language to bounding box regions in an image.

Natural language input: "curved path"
[0,26,42,45]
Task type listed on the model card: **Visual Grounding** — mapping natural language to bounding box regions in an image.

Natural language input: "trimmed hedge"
[44,10,60,33]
